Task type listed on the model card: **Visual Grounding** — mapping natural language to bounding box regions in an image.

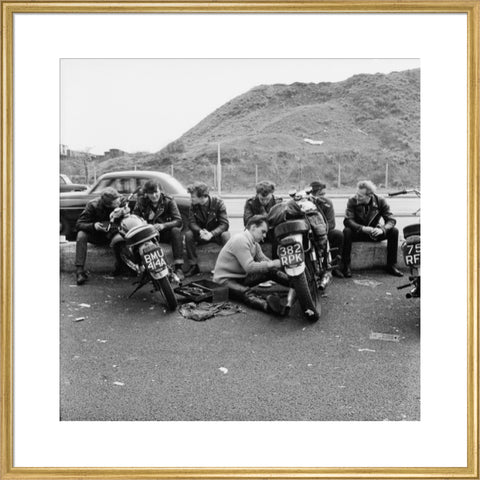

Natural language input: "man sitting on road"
[74,187,124,285]
[185,182,231,277]
[310,181,344,278]
[213,215,289,315]
[342,180,403,278]
[133,179,185,281]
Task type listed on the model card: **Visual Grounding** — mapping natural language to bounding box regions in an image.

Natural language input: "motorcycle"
[268,187,333,322]
[108,192,179,311]
[388,188,420,298]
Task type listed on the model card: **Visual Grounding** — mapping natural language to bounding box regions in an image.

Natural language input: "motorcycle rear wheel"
[153,277,178,311]
[291,268,320,322]
[119,246,141,274]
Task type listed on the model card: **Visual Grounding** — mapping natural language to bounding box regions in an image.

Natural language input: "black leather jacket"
[188,196,229,237]
[243,195,283,226]
[75,197,120,237]
[133,193,182,231]
[344,194,396,233]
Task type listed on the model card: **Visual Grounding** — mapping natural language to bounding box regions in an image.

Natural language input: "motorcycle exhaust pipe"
[286,288,297,309]
[318,271,332,291]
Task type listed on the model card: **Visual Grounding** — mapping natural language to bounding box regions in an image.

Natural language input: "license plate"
[278,242,304,267]
[142,247,167,273]
[402,242,420,267]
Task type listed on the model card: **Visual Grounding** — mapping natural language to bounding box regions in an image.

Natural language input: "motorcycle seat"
[405,234,420,245]
[403,223,420,238]
[125,224,158,247]
[274,219,310,239]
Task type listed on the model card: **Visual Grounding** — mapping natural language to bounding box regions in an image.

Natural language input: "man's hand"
[370,227,383,238]
[269,259,282,269]
[200,230,213,241]
[94,222,105,231]
[362,226,374,235]
[154,223,165,232]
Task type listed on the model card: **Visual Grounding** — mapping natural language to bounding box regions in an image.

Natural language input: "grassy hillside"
[63,68,420,192]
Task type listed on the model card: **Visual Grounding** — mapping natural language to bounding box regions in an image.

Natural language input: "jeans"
[225,270,290,312]
[75,230,123,269]
[185,229,230,264]
[328,229,344,266]
[342,227,399,267]
[159,227,184,265]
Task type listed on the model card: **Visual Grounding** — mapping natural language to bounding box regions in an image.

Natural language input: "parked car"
[60,174,89,193]
[60,170,190,240]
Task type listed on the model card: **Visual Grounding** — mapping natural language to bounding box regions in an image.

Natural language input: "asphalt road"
[60,271,420,421]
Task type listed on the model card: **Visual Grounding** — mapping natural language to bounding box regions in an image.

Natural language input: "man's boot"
[266,294,288,316]
[76,267,88,285]
[342,262,352,278]
[244,293,269,313]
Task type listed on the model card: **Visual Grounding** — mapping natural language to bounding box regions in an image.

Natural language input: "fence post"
[217,143,222,196]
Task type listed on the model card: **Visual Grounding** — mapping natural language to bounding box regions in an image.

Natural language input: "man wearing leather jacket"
[342,180,403,278]
[213,215,289,315]
[133,179,185,280]
[244,180,282,259]
[184,182,230,277]
[243,180,282,227]
[74,187,123,285]
[310,180,344,278]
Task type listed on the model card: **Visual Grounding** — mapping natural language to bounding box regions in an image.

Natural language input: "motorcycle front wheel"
[152,277,178,311]
[291,267,320,322]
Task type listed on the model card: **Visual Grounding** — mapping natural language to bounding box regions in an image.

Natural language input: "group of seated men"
[74,178,404,305]
[74,180,230,285]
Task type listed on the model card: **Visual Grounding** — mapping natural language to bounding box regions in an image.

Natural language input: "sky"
[61,58,420,155]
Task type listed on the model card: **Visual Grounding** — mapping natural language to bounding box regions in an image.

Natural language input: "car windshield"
[90,175,188,196]
[90,177,137,195]
[138,176,188,195]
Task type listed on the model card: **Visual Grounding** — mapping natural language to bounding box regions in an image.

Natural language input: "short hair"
[357,180,377,194]
[100,187,120,206]
[143,179,163,194]
[187,181,210,197]
[255,181,275,196]
[246,214,268,230]
[310,181,326,193]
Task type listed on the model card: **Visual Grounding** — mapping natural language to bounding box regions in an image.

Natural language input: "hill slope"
[67,68,420,191]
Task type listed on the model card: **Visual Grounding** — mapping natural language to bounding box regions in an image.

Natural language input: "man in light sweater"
[213,215,290,315]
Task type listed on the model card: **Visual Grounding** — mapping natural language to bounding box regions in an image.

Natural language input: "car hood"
[60,190,90,198]
[60,191,191,209]
[60,191,96,208]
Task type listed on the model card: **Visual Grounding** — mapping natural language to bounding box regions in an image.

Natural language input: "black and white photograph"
[59,58,421,421]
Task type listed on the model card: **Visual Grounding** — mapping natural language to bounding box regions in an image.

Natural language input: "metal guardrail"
[227,213,418,219]
[219,193,419,199]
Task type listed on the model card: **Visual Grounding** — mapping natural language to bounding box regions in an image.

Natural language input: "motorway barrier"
[60,239,405,274]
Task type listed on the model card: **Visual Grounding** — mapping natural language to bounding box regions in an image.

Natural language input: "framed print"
[1,1,479,479]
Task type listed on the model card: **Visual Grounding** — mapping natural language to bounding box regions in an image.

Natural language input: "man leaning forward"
[213,215,289,315]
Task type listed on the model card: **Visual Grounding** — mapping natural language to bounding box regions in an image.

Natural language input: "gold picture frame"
[1,2,478,479]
